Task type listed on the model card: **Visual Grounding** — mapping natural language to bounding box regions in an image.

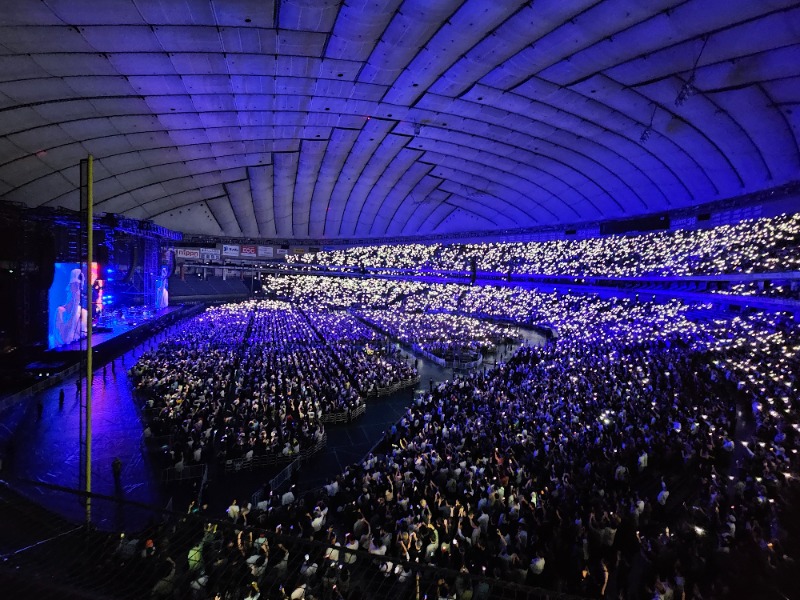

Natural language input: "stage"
[49,305,184,355]
[1,304,200,414]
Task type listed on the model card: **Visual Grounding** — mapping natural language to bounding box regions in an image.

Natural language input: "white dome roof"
[0,0,798,239]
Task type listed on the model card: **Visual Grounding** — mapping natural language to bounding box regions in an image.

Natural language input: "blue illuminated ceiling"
[0,0,798,239]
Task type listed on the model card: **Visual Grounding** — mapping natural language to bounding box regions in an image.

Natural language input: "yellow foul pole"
[85,155,93,524]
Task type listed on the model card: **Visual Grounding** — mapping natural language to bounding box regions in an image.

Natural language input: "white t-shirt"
[530,557,545,575]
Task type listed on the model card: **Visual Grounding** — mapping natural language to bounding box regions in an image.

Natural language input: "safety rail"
[411,344,446,366]
[160,462,206,483]
[250,458,303,508]
[319,402,366,424]
[223,432,327,474]
[451,354,483,370]
[368,375,420,398]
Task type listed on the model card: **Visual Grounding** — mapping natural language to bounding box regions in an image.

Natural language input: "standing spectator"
[227,499,240,523]
[112,457,122,489]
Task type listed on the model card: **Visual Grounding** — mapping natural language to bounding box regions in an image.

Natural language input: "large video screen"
[48,262,98,349]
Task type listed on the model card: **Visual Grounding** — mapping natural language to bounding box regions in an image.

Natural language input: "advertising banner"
[200,248,221,261]
[276,248,289,256]
[222,244,240,257]
[291,247,306,255]
[257,245,273,258]
[240,244,257,257]
[175,247,201,259]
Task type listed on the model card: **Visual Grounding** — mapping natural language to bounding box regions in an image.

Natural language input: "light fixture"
[675,73,697,107]
[640,105,657,144]
[675,36,709,107]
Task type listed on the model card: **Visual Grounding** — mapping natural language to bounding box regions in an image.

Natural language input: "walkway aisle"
[728,399,756,495]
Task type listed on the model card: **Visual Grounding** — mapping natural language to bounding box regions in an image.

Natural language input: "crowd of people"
[355,309,517,362]
[710,281,800,300]
[260,273,729,340]
[286,213,800,278]
[262,276,522,361]
[303,309,418,396]
[111,284,798,600]
[117,211,800,598]
[263,275,424,310]
[320,308,796,599]
[129,300,418,469]
[401,283,466,313]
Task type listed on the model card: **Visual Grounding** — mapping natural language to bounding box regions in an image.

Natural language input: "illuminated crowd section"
[122,276,798,599]
[287,213,800,277]
[129,300,417,466]
[126,211,800,599]
[261,274,711,335]
[355,309,516,360]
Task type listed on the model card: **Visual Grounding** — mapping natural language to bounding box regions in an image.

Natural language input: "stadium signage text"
[175,248,201,259]
[222,244,240,257]
[200,248,221,261]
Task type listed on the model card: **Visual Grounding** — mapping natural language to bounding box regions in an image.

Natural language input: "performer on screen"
[155,266,169,310]
[53,268,87,346]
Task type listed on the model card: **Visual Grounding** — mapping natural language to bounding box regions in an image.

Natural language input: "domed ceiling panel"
[0,0,798,239]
